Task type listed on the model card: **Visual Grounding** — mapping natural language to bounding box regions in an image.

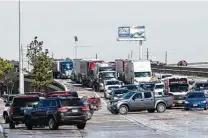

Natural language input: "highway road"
[1,79,208,138]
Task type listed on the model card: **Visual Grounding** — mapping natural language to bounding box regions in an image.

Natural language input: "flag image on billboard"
[117,26,145,41]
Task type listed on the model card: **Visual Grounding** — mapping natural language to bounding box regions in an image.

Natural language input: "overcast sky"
[0,1,208,64]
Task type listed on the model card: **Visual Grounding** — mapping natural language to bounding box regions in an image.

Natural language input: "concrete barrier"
[152,65,208,77]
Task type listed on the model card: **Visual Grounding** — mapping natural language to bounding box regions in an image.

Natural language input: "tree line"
[0,36,53,96]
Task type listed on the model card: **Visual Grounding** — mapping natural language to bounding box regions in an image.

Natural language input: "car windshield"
[145,84,155,89]
[195,83,208,90]
[61,63,73,71]
[155,84,164,89]
[108,86,120,90]
[122,92,135,99]
[169,84,189,92]
[8,96,15,102]
[114,90,129,95]
[121,85,138,90]
[187,93,205,98]
[106,81,120,85]
[61,99,84,107]
[13,97,39,107]
[101,72,116,78]
[134,72,151,77]
[161,75,172,79]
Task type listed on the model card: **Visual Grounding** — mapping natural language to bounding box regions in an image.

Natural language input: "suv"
[9,95,40,129]
[24,97,89,130]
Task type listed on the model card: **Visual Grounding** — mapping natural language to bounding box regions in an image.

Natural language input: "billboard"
[117,26,145,41]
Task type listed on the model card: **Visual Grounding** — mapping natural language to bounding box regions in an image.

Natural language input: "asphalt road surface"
[1,79,208,138]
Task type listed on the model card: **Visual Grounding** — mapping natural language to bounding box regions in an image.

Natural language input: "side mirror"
[5,103,10,107]
[4,100,6,103]
[33,105,37,108]
[132,97,135,101]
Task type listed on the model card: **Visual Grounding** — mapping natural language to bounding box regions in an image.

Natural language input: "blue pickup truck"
[184,91,208,110]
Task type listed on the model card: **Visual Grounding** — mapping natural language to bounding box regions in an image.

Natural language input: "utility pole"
[165,51,167,64]
[96,53,98,59]
[139,40,143,60]
[19,0,24,94]
[130,50,133,59]
[147,48,149,60]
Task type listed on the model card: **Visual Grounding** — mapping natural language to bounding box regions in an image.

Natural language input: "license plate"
[193,104,198,106]
[72,109,78,113]
[178,100,184,104]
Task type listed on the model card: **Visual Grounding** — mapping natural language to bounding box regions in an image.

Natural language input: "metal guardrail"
[151,65,208,77]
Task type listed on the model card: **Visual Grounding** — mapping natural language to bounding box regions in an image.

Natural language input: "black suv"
[24,97,89,130]
[9,95,40,129]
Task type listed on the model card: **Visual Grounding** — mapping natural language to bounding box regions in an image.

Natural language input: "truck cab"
[142,81,165,96]
[162,76,189,106]
[124,60,152,84]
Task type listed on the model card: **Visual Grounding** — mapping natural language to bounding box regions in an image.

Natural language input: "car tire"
[156,103,166,113]
[25,116,33,130]
[77,123,86,129]
[119,105,128,115]
[104,92,107,99]
[204,107,207,110]
[184,108,189,111]
[9,121,15,129]
[110,110,119,115]
[4,114,9,123]
[147,109,155,113]
[48,117,58,130]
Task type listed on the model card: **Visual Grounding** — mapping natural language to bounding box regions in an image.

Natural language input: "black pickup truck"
[9,95,40,129]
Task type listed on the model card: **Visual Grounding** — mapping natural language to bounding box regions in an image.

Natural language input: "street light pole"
[19,0,24,94]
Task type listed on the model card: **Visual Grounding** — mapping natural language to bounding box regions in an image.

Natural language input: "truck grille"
[174,95,185,100]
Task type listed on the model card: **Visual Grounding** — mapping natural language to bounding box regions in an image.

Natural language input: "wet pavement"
[1,79,208,138]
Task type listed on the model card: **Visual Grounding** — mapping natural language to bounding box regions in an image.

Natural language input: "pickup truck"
[107,90,173,115]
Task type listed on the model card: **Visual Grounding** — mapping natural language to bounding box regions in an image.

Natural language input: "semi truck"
[162,76,189,106]
[115,59,128,82]
[124,60,152,84]
[93,62,118,91]
[53,60,73,79]
[73,59,104,87]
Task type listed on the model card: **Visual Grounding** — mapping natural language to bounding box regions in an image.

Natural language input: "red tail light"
[172,96,174,105]
[57,107,68,112]
[82,105,89,111]
[10,106,14,117]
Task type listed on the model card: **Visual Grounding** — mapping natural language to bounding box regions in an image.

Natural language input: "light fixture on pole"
[74,36,90,59]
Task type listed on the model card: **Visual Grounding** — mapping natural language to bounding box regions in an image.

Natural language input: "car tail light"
[57,107,68,112]
[10,106,14,117]
[82,105,89,111]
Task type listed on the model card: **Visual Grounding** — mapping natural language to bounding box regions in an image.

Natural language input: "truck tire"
[3,112,9,123]
[119,105,128,115]
[9,121,15,129]
[77,123,86,129]
[147,109,155,113]
[25,116,33,130]
[156,103,166,113]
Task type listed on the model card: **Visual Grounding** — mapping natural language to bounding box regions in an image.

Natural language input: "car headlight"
[185,101,189,104]
[202,101,207,103]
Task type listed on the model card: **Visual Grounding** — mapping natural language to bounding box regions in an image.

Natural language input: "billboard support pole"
[139,40,143,60]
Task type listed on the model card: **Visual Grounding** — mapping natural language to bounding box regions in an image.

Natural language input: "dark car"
[177,60,187,66]
[24,97,89,130]
[184,91,208,110]
[120,84,139,91]
[9,95,40,129]
[109,88,129,100]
